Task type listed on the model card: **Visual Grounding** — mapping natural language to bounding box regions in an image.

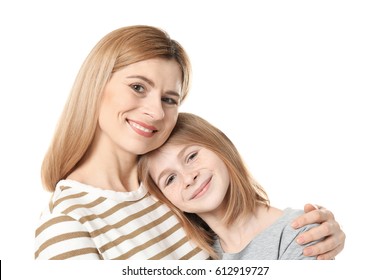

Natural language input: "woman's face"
[97,58,182,156]
[147,143,230,216]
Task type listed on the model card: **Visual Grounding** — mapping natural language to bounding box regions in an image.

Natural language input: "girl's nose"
[184,172,198,189]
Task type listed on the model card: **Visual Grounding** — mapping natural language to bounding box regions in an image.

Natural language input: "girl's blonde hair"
[138,112,270,259]
[41,25,191,192]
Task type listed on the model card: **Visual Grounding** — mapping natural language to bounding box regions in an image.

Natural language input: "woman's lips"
[127,119,158,138]
[190,176,212,200]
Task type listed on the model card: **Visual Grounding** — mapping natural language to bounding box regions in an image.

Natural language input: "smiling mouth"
[190,176,212,200]
[129,121,157,133]
[127,120,158,137]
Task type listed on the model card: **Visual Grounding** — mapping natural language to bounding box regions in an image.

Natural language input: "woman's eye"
[161,97,179,105]
[166,174,176,186]
[130,84,145,93]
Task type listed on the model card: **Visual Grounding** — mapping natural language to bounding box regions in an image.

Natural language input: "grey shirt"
[213,208,318,260]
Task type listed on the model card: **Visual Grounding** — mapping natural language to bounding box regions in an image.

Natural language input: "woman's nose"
[143,96,165,120]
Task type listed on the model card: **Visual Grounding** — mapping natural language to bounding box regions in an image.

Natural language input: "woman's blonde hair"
[42,25,191,191]
[138,112,270,259]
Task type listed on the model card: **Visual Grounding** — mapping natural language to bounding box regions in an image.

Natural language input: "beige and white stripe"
[35,180,209,260]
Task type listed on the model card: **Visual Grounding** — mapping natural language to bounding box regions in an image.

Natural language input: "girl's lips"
[190,176,212,200]
[127,119,158,138]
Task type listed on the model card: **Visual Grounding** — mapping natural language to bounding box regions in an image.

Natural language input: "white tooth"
[131,122,153,133]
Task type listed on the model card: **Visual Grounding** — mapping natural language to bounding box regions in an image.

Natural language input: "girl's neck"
[199,205,283,253]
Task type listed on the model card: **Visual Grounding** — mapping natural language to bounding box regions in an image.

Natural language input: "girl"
[139,113,331,259]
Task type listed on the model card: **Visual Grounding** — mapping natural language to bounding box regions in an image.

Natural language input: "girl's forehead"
[152,142,197,161]
[157,142,183,154]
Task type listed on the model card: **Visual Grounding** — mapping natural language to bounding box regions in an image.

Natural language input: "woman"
[139,113,326,259]
[35,25,345,259]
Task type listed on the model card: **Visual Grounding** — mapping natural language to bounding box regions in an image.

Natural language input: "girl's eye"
[187,152,198,163]
[161,97,179,105]
[130,84,145,93]
[166,174,176,186]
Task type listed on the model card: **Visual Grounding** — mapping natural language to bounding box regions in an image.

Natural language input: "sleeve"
[279,224,319,260]
[35,213,102,260]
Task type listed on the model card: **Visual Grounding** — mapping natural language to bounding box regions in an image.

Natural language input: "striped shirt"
[35,179,209,260]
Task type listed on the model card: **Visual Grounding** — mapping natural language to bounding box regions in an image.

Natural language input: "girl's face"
[147,143,230,215]
[97,58,182,156]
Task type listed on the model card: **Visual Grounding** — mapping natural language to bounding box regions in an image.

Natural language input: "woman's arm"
[35,213,102,260]
[291,204,346,260]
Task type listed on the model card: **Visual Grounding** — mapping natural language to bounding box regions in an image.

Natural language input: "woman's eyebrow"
[126,75,181,98]
[126,75,154,86]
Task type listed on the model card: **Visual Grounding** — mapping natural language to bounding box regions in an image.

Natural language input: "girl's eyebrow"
[126,75,181,98]
[155,145,193,186]
[156,169,170,187]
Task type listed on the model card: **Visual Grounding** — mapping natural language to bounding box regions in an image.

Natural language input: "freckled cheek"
[168,192,183,206]
[166,195,181,208]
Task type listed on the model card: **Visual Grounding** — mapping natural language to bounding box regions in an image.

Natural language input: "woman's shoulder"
[47,179,99,214]
[46,179,145,211]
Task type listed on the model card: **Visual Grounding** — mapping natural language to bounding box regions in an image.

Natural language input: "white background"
[1,0,389,278]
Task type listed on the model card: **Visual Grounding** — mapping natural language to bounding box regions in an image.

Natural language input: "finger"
[296,221,334,245]
[316,243,344,260]
[316,227,346,260]
[302,234,337,257]
[292,208,331,229]
[303,203,318,213]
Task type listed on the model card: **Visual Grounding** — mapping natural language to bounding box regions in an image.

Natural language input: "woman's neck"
[67,135,140,192]
[199,206,283,253]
